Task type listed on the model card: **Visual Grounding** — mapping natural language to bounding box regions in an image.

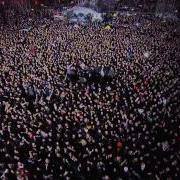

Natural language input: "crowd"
[0,10,180,180]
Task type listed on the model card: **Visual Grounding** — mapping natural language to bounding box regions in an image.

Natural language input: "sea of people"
[0,9,180,180]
